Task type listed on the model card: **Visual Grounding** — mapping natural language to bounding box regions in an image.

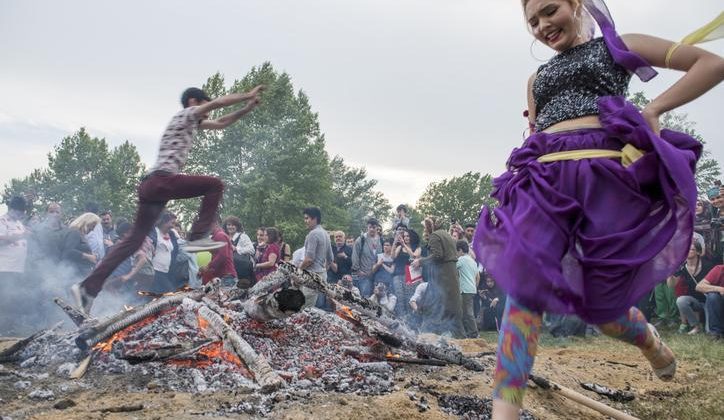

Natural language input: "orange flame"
[94,315,157,352]
[197,313,209,330]
[335,305,359,322]
[385,351,401,358]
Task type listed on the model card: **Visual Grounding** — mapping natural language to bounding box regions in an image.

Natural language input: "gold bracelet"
[665,42,682,68]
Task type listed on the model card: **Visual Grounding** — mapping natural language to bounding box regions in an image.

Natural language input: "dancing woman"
[471,1,724,418]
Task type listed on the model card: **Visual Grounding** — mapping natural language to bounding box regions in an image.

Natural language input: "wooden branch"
[53,297,91,327]
[580,382,635,402]
[385,356,448,366]
[529,374,639,420]
[197,305,284,392]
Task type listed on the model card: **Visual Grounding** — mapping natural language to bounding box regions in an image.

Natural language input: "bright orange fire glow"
[385,351,401,358]
[93,315,157,352]
[167,341,242,368]
[197,313,209,330]
[335,305,359,322]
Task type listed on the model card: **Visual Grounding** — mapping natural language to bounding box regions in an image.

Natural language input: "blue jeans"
[705,292,723,335]
[676,295,704,327]
[353,275,373,298]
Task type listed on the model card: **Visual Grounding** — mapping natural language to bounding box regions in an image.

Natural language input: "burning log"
[197,305,284,392]
[74,287,210,351]
[53,297,92,327]
[115,341,212,365]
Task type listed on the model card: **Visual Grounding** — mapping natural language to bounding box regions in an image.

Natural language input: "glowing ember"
[197,313,209,330]
[385,351,401,358]
[94,315,158,352]
[335,305,359,323]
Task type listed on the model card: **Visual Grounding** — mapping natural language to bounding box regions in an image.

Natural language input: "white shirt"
[152,228,175,273]
[85,222,105,260]
[292,247,305,267]
[232,232,255,255]
[0,214,27,273]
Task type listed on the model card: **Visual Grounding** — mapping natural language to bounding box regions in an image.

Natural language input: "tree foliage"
[2,128,145,218]
[416,172,495,229]
[171,63,389,247]
[629,92,720,194]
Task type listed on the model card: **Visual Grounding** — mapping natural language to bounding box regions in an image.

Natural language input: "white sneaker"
[184,237,226,253]
[71,283,95,315]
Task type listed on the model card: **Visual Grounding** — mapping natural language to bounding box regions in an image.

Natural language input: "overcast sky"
[1,0,722,213]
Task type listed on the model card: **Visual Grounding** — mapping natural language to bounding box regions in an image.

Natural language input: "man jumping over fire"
[71,85,265,314]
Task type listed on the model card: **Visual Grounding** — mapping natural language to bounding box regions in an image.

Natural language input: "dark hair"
[223,216,243,233]
[275,289,306,312]
[456,240,470,254]
[367,217,380,227]
[396,204,408,213]
[464,223,476,229]
[156,211,177,227]
[693,240,703,254]
[265,227,280,244]
[406,229,421,249]
[181,87,211,108]
[116,221,132,237]
[383,237,394,246]
[8,196,27,212]
[100,210,112,217]
[84,202,100,214]
[303,207,322,224]
[394,223,408,231]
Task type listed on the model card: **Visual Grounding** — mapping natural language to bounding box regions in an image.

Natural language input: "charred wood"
[75,287,210,351]
[385,356,448,366]
[197,305,284,392]
[53,297,91,327]
[580,382,635,402]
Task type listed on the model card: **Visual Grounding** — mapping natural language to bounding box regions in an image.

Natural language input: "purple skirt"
[473,96,701,324]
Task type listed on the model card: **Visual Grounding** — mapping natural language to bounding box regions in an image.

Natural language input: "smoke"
[0,220,138,336]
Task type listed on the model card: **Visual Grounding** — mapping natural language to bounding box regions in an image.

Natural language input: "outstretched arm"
[199,96,260,130]
[622,34,724,132]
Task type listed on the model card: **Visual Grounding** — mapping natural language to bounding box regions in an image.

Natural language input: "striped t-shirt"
[149,106,203,174]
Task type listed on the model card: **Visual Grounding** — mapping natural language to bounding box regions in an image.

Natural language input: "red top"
[255,243,280,281]
[704,265,724,287]
[202,227,237,284]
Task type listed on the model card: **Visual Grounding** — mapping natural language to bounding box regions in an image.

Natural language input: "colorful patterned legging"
[493,298,654,405]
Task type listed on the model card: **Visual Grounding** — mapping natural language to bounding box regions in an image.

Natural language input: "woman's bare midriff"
[542,115,601,133]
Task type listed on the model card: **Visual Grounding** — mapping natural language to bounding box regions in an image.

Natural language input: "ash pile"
[1,262,488,416]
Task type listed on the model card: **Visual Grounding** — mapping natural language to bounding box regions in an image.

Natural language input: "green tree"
[629,92,720,194]
[329,156,391,237]
[2,128,145,218]
[416,172,495,229]
[172,63,343,247]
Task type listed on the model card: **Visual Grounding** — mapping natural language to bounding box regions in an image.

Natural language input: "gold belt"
[537,144,644,168]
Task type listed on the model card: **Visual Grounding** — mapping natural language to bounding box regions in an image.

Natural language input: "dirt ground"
[1,333,722,419]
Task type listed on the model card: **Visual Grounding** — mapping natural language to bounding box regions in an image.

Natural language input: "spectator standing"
[393,204,411,228]
[695,265,724,339]
[83,202,106,261]
[100,211,118,251]
[0,196,29,282]
[150,212,180,293]
[199,220,237,286]
[278,231,292,263]
[456,240,480,338]
[328,231,352,283]
[61,213,101,286]
[299,207,333,308]
[372,238,396,292]
[477,274,506,331]
[223,216,255,283]
[255,227,280,282]
[351,218,383,297]
[393,229,422,318]
[413,217,464,338]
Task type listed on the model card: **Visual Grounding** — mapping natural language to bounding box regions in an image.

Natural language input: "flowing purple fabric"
[473,96,701,324]
[583,0,658,82]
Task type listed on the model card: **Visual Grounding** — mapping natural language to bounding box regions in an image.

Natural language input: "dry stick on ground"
[197,305,284,393]
[529,374,639,420]
[385,356,448,366]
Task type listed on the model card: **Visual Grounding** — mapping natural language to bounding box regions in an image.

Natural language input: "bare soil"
[1,334,722,420]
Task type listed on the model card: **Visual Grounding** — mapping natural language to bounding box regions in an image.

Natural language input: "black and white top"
[149,106,203,174]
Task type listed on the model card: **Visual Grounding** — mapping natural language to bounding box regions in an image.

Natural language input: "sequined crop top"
[533,37,631,132]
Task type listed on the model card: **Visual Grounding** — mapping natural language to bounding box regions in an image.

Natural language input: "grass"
[477,328,723,420]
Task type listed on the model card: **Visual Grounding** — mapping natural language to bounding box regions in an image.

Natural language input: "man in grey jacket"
[351,218,383,298]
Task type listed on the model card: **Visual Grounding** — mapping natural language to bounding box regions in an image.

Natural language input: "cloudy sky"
[1,0,722,211]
